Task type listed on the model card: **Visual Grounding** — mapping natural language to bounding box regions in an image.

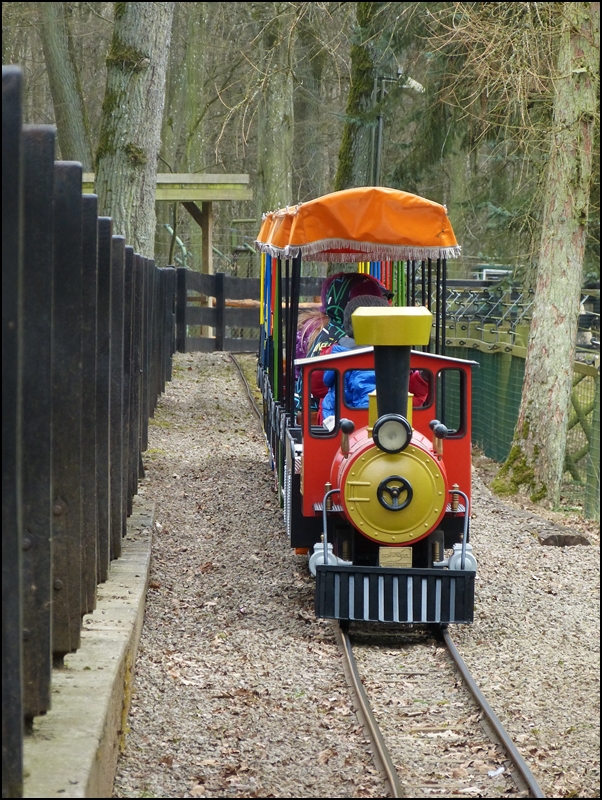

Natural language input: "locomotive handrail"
[322,487,341,568]
[450,488,471,570]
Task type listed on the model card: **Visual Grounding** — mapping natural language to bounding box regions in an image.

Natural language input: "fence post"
[21,124,55,720]
[154,269,163,399]
[158,268,167,393]
[215,271,225,350]
[165,267,177,379]
[147,262,159,424]
[141,258,152,455]
[2,64,24,799]
[110,236,125,560]
[129,253,144,507]
[51,161,84,658]
[584,374,600,520]
[81,193,99,614]
[96,217,112,583]
[122,246,134,518]
[176,266,187,352]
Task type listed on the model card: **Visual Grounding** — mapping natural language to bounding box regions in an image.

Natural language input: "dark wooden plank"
[148,263,160,421]
[215,272,225,350]
[165,267,176,380]
[2,65,24,798]
[223,308,261,328]
[154,269,164,402]
[184,336,260,353]
[184,337,218,353]
[186,305,217,326]
[223,275,260,299]
[109,236,125,559]
[159,267,170,386]
[225,338,261,353]
[80,194,98,614]
[156,265,167,398]
[186,304,266,328]
[96,217,112,583]
[51,161,84,656]
[21,125,55,718]
[299,276,325,297]
[128,253,144,507]
[184,270,324,300]
[122,246,134,519]
[184,269,215,296]
[141,259,152,455]
[176,266,188,352]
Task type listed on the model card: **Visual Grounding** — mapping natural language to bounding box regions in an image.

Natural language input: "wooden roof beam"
[82,173,252,201]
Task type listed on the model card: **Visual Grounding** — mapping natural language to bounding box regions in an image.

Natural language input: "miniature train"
[255,187,477,626]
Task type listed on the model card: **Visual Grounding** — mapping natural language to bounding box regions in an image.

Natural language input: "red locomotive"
[256,187,477,627]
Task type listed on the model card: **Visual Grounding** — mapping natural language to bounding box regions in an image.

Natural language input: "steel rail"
[334,623,406,799]
[233,353,545,798]
[442,628,546,798]
[229,354,263,422]
[233,353,403,796]
[230,353,405,798]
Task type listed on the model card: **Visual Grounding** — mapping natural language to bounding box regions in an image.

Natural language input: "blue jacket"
[321,343,375,420]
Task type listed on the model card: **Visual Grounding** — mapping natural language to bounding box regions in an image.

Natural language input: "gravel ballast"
[113,352,599,799]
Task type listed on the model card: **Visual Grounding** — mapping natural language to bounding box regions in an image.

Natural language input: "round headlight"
[373,414,412,454]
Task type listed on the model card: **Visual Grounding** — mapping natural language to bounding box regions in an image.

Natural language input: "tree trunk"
[293,13,328,201]
[255,2,295,218]
[494,2,599,507]
[161,2,211,172]
[95,2,175,257]
[334,2,379,191]
[37,2,92,168]
[157,3,206,268]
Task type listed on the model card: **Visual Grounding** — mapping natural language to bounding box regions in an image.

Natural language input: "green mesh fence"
[566,373,598,477]
[446,347,525,462]
[579,372,600,520]
[447,345,600,519]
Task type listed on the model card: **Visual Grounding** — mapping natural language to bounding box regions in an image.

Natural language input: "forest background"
[2,1,600,509]
[3,1,599,282]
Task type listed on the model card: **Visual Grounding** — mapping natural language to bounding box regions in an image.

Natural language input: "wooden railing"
[175,268,324,353]
[2,66,177,797]
[174,266,598,518]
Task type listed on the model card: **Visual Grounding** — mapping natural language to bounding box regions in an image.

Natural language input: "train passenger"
[320,294,390,430]
[294,272,390,416]
[320,295,430,430]
[305,271,391,359]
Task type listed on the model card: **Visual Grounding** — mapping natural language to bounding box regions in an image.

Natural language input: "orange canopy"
[255,186,460,262]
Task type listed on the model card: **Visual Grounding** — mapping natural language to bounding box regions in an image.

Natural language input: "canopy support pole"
[286,255,302,422]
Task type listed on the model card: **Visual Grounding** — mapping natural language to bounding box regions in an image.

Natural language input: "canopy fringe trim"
[255,237,461,262]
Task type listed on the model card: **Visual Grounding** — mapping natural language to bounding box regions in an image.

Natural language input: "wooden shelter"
[82,173,253,274]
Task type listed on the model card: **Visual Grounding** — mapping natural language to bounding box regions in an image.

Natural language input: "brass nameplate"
[379,547,412,568]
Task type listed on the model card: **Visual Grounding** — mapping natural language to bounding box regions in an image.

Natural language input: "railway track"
[336,622,545,798]
[231,354,545,799]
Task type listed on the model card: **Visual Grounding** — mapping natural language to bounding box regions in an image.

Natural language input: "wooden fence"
[2,66,177,797]
[175,267,599,517]
[175,268,324,353]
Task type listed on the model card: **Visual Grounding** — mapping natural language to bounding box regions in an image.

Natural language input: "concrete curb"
[23,498,154,798]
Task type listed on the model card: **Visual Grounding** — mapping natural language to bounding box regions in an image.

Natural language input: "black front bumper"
[315,565,475,624]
